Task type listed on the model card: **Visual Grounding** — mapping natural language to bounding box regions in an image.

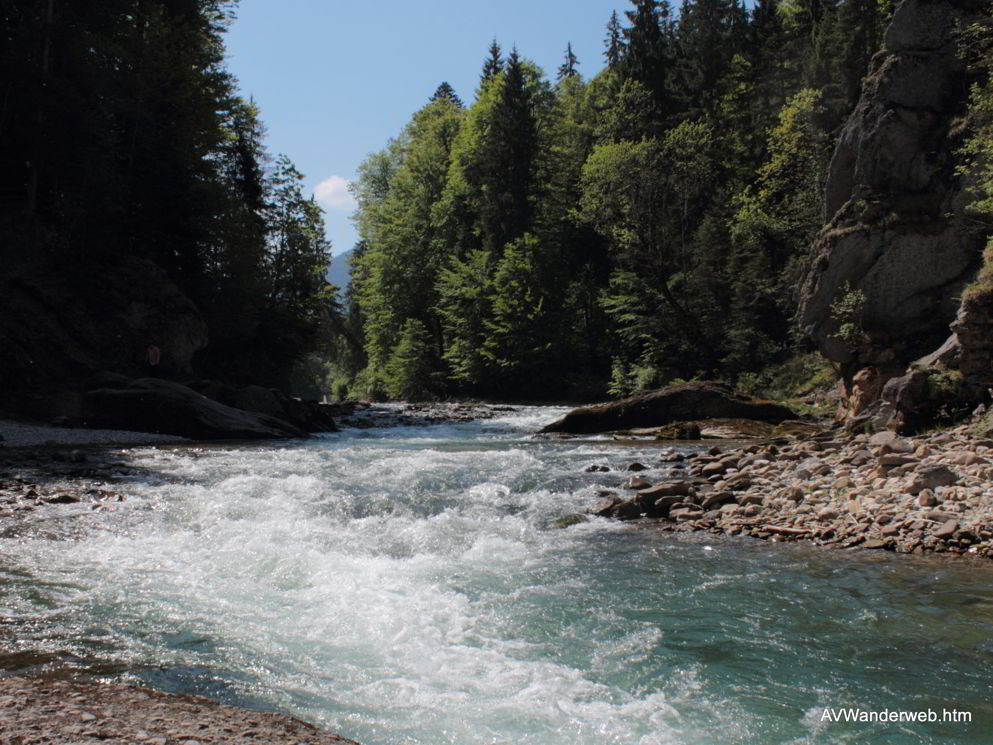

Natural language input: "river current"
[2,407,992,744]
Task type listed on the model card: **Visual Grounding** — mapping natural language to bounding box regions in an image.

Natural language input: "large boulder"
[539,382,797,435]
[798,0,987,376]
[0,255,208,415]
[187,381,339,433]
[82,378,306,440]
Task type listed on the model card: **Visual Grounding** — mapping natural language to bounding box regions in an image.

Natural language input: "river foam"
[2,408,992,744]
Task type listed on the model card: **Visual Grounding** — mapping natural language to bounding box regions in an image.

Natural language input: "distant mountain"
[326,248,354,295]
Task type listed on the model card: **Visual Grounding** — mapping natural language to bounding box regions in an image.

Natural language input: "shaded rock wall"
[799,0,988,379]
[0,256,208,416]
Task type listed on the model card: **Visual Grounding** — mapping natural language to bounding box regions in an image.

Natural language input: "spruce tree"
[621,0,673,113]
[604,10,626,67]
[431,81,464,108]
[557,42,580,81]
[481,38,504,83]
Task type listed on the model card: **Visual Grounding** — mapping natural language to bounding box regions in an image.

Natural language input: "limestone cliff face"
[799,0,988,383]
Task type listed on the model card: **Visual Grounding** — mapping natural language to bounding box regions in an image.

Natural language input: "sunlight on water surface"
[2,407,993,745]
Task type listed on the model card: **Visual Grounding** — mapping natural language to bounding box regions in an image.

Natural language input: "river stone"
[590,497,622,517]
[627,462,648,472]
[868,432,914,452]
[878,454,916,467]
[817,507,841,521]
[701,491,735,510]
[781,486,805,502]
[552,514,590,529]
[908,465,958,494]
[701,461,728,477]
[642,494,689,518]
[933,519,959,539]
[538,381,797,434]
[623,476,652,490]
[82,378,305,440]
[862,539,890,550]
[610,498,642,520]
[638,480,693,498]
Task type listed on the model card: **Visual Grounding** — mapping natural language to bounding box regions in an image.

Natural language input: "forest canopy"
[340,0,894,401]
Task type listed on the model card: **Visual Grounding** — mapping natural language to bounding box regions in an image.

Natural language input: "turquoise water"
[1,407,992,744]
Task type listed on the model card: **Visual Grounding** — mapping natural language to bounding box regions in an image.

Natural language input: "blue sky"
[223,0,628,256]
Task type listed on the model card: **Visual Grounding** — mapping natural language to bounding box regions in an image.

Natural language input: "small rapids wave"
[2,407,992,744]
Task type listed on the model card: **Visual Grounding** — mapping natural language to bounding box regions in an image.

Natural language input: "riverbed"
[1,407,991,744]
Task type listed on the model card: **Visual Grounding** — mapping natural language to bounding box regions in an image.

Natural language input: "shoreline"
[0,676,359,745]
[3,407,990,744]
[0,417,190,450]
[588,422,993,560]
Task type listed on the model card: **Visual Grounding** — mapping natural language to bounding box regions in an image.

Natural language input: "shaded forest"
[0,0,333,398]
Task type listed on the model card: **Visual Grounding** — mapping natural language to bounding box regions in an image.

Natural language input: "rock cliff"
[799,0,992,430]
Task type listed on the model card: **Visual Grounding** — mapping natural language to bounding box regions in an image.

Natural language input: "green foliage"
[724,88,830,374]
[385,319,436,400]
[959,11,993,301]
[343,1,881,401]
[829,282,869,349]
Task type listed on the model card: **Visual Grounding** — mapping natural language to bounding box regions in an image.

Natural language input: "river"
[1,407,992,744]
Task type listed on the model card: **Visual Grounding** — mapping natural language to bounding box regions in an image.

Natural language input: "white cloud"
[315,175,356,211]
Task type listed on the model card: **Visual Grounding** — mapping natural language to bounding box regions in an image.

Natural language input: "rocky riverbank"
[0,677,359,745]
[589,423,993,559]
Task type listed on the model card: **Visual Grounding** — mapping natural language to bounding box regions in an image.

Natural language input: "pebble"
[586,420,993,560]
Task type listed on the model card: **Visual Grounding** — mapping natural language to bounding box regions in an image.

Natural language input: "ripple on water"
[1,413,993,745]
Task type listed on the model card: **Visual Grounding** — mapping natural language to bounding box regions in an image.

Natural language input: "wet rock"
[43,494,81,504]
[539,381,797,434]
[552,514,590,529]
[623,476,652,490]
[590,496,623,517]
[584,464,610,473]
[640,493,688,518]
[626,462,648,472]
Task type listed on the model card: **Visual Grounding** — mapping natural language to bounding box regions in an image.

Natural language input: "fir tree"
[557,42,580,81]
[481,38,504,83]
[431,81,464,108]
[605,10,626,66]
[621,0,673,113]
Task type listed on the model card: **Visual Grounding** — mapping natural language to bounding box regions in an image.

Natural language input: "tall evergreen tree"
[673,0,745,117]
[481,38,504,84]
[557,41,580,81]
[621,0,673,113]
[604,10,626,67]
[431,81,464,108]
